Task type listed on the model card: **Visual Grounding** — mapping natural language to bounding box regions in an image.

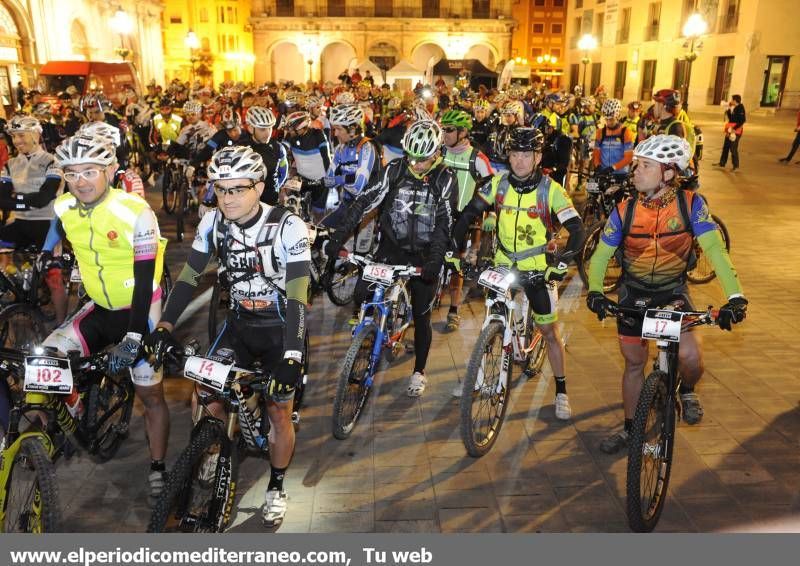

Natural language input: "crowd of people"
[0,71,748,530]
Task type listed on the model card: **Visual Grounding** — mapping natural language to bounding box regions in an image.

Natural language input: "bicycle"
[459,265,548,457]
[331,252,418,440]
[0,347,133,532]
[160,156,192,242]
[580,172,634,228]
[147,340,307,532]
[604,299,721,532]
[686,213,731,284]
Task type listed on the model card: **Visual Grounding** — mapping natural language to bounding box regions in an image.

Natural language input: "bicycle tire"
[326,262,360,306]
[332,323,377,439]
[161,264,173,301]
[2,436,61,532]
[147,420,237,533]
[578,222,622,293]
[385,285,411,362]
[162,168,178,214]
[687,214,731,284]
[0,303,47,351]
[460,321,511,457]
[85,375,134,462]
[626,370,675,533]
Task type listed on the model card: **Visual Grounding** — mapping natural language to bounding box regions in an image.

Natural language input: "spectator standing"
[15,82,25,111]
[778,109,800,164]
[350,68,362,84]
[714,94,745,171]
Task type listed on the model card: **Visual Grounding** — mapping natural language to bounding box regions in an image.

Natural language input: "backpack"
[494,173,557,235]
[666,110,697,156]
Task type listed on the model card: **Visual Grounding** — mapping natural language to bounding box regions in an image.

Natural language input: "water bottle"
[20,262,33,291]
[64,390,84,419]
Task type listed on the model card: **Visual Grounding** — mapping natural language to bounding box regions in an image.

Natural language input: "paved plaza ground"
[56,112,800,533]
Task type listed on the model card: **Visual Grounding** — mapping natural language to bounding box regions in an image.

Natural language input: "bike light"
[33,346,44,355]
[505,272,516,284]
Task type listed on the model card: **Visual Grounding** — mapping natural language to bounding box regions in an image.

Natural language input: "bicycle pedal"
[291,411,300,425]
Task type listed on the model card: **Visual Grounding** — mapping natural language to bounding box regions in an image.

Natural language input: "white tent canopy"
[386,59,424,85]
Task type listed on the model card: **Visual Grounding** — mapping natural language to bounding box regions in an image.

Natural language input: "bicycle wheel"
[687,214,731,284]
[85,375,134,462]
[162,168,178,214]
[626,370,675,533]
[332,323,377,439]
[0,303,47,351]
[148,420,237,533]
[578,222,621,293]
[161,264,173,301]
[2,436,61,532]
[326,262,360,306]
[460,321,511,457]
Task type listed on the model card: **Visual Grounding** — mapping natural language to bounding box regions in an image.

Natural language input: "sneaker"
[779,157,790,163]
[406,371,427,397]
[731,166,739,172]
[148,470,166,508]
[599,430,629,454]
[680,392,704,425]
[446,312,461,331]
[554,393,571,420]
[262,489,288,527]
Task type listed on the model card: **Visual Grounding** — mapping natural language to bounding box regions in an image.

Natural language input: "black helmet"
[508,127,544,152]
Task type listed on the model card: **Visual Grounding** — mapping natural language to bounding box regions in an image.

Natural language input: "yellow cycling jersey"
[153,113,183,144]
[54,189,167,310]
[477,172,579,271]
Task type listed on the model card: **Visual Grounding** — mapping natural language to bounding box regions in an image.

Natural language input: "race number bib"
[24,356,73,394]
[184,356,232,392]
[478,267,512,294]
[641,309,684,342]
[362,263,395,286]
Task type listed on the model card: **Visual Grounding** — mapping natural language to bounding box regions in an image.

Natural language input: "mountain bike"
[161,156,192,242]
[686,214,730,284]
[147,340,308,532]
[0,347,131,532]
[604,299,721,532]
[459,265,548,457]
[580,172,634,228]
[331,252,418,440]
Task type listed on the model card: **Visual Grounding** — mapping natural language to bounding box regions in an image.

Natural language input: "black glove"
[324,234,345,261]
[269,357,301,397]
[598,166,616,176]
[420,261,441,284]
[717,297,747,331]
[586,291,609,321]
[142,326,181,368]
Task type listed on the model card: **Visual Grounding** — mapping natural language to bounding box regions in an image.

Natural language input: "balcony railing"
[644,24,660,41]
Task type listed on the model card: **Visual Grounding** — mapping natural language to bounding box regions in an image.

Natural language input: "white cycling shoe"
[262,489,288,527]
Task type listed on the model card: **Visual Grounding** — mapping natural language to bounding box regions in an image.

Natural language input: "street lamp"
[681,13,707,111]
[514,56,528,66]
[110,8,133,62]
[577,34,597,95]
[184,30,201,82]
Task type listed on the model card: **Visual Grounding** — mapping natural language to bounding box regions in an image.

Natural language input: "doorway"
[713,57,734,105]
[761,56,789,107]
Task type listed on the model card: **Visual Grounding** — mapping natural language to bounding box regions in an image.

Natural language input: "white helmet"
[246,106,276,129]
[55,134,117,167]
[7,115,43,135]
[634,134,691,170]
[601,98,623,118]
[305,95,322,108]
[207,145,266,181]
[412,105,431,122]
[501,100,524,116]
[328,104,363,127]
[284,91,304,108]
[183,100,203,114]
[335,91,355,105]
[402,120,442,159]
[79,122,121,147]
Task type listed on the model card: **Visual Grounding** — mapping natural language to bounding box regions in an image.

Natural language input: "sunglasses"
[63,168,105,183]
[213,182,256,197]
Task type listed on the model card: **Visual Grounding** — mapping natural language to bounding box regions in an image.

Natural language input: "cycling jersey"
[163,204,310,357]
[49,188,167,312]
[486,124,514,170]
[175,121,217,155]
[442,143,494,212]
[194,129,253,166]
[570,113,598,142]
[287,128,331,182]
[250,139,289,205]
[593,125,635,173]
[0,148,62,221]
[376,117,406,164]
[622,115,640,140]
[469,117,493,156]
[325,136,380,200]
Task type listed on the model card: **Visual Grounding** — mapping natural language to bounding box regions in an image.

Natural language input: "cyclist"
[152,97,183,146]
[0,115,67,323]
[44,133,170,504]
[322,104,381,228]
[325,120,455,397]
[622,101,642,141]
[283,111,332,219]
[569,96,598,168]
[440,108,494,331]
[376,98,409,164]
[586,135,747,452]
[651,89,687,138]
[194,109,252,166]
[78,121,145,199]
[245,106,289,206]
[452,127,585,421]
[32,102,65,153]
[470,98,494,156]
[170,100,217,159]
[486,100,523,172]
[534,112,573,188]
[592,98,635,181]
[541,92,570,137]
[143,145,309,527]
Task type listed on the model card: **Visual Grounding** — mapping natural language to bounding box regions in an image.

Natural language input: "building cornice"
[250,17,514,34]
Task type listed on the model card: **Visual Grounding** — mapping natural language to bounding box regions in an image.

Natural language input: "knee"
[622,356,647,374]
[136,386,166,410]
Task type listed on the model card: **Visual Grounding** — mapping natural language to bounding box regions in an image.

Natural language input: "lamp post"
[577,34,597,95]
[536,53,558,88]
[184,30,200,83]
[681,13,707,112]
[109,8,133,62]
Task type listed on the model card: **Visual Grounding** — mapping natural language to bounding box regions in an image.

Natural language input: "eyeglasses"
[63,168,104,183]
[213,182,256,197]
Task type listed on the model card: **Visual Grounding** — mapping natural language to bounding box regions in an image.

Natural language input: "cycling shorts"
[43,299,163,386]
[616,284,694,344]
[0,219,50,249]
[521,276,559,326]
[209,312,297,404]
